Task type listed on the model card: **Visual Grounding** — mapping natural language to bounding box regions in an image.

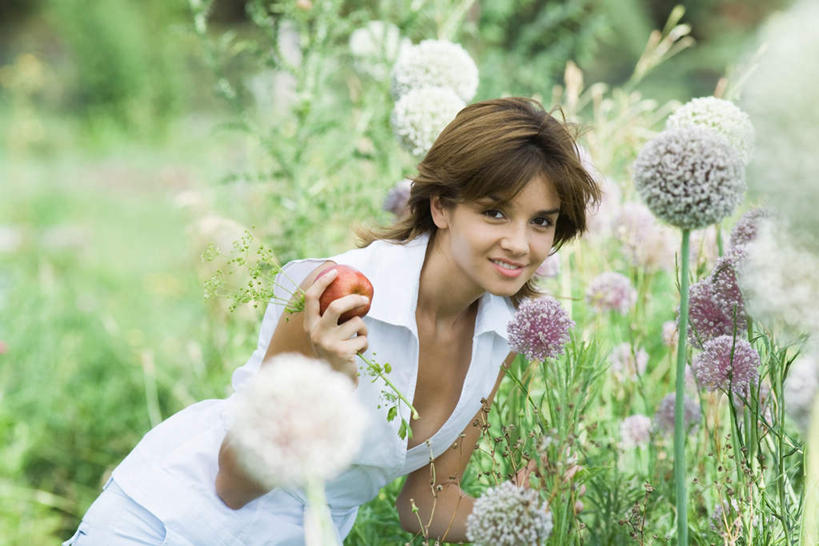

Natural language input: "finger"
[320,294,370,325]
[303,268,338,326]
[336,316,367,339]
[342,334,368,355]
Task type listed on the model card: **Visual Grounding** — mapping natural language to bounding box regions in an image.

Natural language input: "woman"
[65,97,600,544]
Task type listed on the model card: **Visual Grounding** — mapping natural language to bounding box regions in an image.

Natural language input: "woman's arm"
[396,353,514,543]
[215,261,370,509]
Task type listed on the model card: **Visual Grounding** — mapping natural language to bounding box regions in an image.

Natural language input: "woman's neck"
[415,232,482,330]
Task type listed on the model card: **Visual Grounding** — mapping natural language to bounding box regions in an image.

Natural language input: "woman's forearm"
[214,439,268,510]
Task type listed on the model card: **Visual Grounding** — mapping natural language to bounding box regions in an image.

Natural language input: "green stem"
[675,229,690,545]
[357,353,419,419]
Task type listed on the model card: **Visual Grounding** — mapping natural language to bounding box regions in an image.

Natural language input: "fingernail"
[361,296,370,304]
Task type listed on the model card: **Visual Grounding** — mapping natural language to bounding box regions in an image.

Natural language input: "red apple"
[316,265,374,323]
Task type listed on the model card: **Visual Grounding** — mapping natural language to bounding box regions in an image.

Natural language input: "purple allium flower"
[662,320,679,349]
[654,392,701,434]
[620,414,652,448]
[633,127,745,230]
[382,178,412,216]
[687,279,725,346]
[507,296,574,362]
[709,255,747,328]
[729,208,769,250]
[535,253,560,278]
[692,335,760,395]
[609,342,648,382]
[687,258,747,349]
[585,272,637,315]
[466,481,553,545]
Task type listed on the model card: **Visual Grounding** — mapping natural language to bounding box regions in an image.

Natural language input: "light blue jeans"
[63,478,167,545]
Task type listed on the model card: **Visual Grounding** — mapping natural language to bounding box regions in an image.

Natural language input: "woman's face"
[432,174,561,298]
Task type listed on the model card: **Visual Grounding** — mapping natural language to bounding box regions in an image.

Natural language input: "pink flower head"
[620,414,652,448]
[654,392,701,434]
[692,335,760,395]
[382,178,412,217]
[535,254,560,278]
[609,342,648,382]
[709,255,747,328]
[507,296,575,362]
[612,202,675,271]
[687,255,747,349]
[729,208,770,250]
[585,272,637,315]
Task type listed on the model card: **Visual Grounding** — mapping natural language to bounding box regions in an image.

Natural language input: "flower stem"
[675,229,690,545]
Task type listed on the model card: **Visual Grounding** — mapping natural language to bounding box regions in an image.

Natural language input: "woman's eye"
[532,216,553,228]
[483,209,504,220]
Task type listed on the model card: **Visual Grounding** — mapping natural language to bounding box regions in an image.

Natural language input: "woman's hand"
[302,267,369,380]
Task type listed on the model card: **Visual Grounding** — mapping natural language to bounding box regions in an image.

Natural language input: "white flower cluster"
[466,481,553,546]
[349,21,410,80]
[227,353,367,489]
[620,414,652,449]
[667,97,755,165]
[391,86,465,157]
[390,39,479,102]
[739,220,819,342]
[633,127,745,230]
[741,0,819,255]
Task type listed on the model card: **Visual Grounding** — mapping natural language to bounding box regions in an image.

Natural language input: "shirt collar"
[366,233,515,341]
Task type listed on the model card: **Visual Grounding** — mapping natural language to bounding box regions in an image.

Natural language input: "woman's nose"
[499,224,528,255]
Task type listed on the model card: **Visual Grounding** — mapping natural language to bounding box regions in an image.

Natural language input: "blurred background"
[0,0,791,542]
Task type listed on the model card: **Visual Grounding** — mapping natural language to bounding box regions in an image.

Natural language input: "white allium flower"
[667,97,754,164]
[742,0,819,254]
[784,352,819,431]
[391,86,464,157]
[390,39,479,102]
[612,201,676,271]
[739,220,819,341]
[349,21,410,80]
[227,353,367,489]
[609,342,648,382]
[620,414,652,448]
[633,127,745,230]
[466,481,553,546]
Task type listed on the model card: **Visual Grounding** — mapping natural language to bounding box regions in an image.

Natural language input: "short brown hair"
[359,97,601,302]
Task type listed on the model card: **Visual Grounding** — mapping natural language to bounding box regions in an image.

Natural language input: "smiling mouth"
[490,258,525,273]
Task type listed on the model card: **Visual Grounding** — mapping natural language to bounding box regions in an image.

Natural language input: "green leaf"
[387,406,397,422]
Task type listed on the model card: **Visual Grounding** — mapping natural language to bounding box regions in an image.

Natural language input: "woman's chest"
[406,322,475,449]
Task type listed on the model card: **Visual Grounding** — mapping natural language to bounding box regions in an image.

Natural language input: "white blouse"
[112,234,514,545]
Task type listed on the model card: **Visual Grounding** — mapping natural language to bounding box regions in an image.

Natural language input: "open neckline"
[404,297,484,454]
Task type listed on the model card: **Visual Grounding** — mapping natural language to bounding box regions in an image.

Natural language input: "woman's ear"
[430,196,450,230]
